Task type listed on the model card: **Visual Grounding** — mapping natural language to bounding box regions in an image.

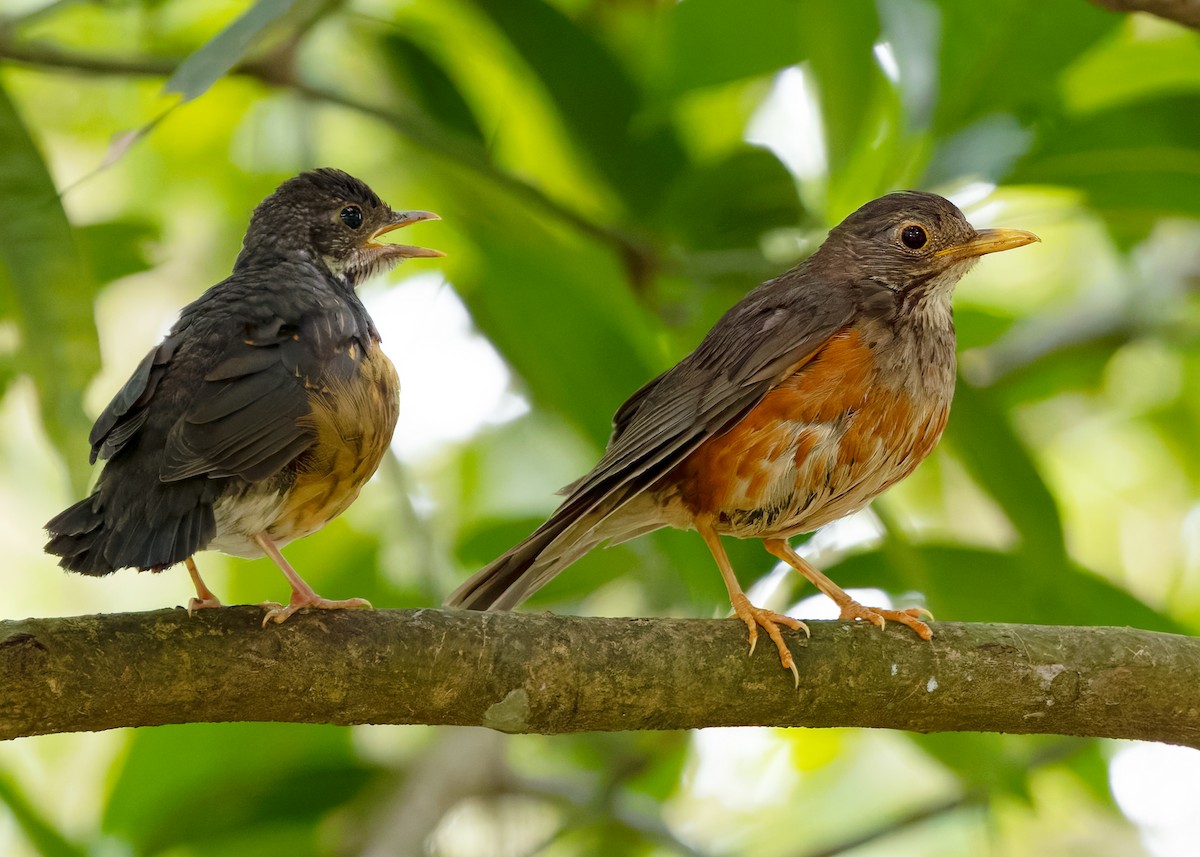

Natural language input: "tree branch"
[1086,0,1200,28]
[3,608,1199,745]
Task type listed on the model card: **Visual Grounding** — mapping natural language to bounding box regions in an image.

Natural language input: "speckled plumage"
[447,191,1037,679]
[46,169,439,621]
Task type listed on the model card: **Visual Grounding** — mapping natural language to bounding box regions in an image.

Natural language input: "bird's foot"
[838,601,933,639]
[259,594,373,626]
[186,595,223,617]
[730,592,810,687]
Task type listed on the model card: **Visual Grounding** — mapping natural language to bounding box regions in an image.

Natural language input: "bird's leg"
[697,517,808,685]
[762,539,933,639]
[253,533,372,626]
[185,556,223,615]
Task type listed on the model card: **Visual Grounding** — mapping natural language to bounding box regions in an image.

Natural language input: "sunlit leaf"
[0,83,97,492]
[165,0,298,102]
[943,380,1067,563]
[1008,94,1200,244]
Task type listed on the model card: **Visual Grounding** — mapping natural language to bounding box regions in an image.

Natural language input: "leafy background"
[2,0,1200,855]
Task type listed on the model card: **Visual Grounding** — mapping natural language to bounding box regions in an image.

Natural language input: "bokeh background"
[3,0,1200,855]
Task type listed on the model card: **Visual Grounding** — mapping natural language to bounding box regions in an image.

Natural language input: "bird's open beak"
[936,227,1040,260]
[368,210,445,259]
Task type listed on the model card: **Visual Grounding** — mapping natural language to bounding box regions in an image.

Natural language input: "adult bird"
[447,191,1037,681]
[46,168,442,623]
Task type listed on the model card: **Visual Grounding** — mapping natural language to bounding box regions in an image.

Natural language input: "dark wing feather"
[159,308,365,485]
[89,335,182,463]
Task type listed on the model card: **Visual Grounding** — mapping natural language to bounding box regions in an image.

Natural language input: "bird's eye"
[900,224,927,249]
[340,205,363,230]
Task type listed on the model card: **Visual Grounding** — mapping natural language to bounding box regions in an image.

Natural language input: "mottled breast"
[661,324,951,538]
[268,340,400,545]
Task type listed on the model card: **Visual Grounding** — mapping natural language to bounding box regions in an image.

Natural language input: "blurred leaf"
[456,223,659,445]
[380,33,485,143]
[931,0,1118,134]
[827,544,1180,632]
[665,0,801,93]
[468,0,686,211]
[75,219,159,287]
[1008,94,1200,244]
[798,0,885,178]
[1062,24,1200,114]
[655,146,803,251]
[944,380,1067,563]
[103,723,371,853]
[910,733,1038,800]
[0,82,97,492]
[165,0,298,102]
[0,772,85,857]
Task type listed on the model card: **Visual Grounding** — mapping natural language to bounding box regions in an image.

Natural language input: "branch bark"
[1086,0,1200,27]
[3,608,1199,745]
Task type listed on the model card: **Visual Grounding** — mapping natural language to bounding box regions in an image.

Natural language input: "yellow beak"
[936,227,1040,260]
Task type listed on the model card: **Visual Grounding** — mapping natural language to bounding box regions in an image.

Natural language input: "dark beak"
[368,210,445,259]
[936,227,1040,260]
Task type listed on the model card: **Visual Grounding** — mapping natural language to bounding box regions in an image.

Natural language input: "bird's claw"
[259,596,372,626]
[730,593,809,688]
[186,596,223,617]
[838,600,933,640]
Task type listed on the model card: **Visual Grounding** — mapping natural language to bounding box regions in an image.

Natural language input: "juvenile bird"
[447,191,1037,681]
[46,168,442,623]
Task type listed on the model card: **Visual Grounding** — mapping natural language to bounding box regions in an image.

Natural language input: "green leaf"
[943,380,1067,563]
[798,0,885,177]
[380,33,485,143]
[655,146,804,251]
[931,0,1118,134]
[0,83,98,492]
[165,0,297,102]
[456,220,660,447]
[1008,94,1200,244]
[827,544,1180,632]
[103,723,371,853]
[468,0,686,211]
[666,0,802,94]
[75,219,159,287]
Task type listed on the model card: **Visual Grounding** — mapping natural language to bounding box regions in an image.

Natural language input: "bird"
[447,191,1038,682]
[45,168,442,624]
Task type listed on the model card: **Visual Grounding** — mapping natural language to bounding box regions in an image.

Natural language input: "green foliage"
[3,0,1199,855]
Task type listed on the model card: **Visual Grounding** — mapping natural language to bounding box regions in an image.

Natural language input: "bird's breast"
[660,324,952,538]
[211,340,400,554]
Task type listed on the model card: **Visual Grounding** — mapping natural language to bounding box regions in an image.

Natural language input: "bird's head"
[237,168,443,286]
[816,191,1038,301]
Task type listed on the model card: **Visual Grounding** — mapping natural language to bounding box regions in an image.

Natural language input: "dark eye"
[901,224,927,249]
[340,205,363,230]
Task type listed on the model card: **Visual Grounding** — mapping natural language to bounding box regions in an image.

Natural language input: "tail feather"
[446,493,666,611]
[45,490,215,576]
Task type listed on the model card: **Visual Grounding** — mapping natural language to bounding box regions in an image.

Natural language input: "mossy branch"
[3,608,1199,745]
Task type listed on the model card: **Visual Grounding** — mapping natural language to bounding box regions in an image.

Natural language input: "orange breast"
[267,341,400,545]
[664,326,949,538]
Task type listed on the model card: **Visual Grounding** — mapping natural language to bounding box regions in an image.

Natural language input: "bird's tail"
[445,515,605,611]
[45,489,214,576]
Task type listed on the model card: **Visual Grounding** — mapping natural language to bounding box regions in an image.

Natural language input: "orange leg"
[697,517,809,686]
[185,556,223,616]
[254,533,372,626]
[762,539,933,639]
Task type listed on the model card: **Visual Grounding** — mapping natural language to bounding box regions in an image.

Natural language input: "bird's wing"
[159,306,368,484]
[89,335,184,464]
[556,274,869,526]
